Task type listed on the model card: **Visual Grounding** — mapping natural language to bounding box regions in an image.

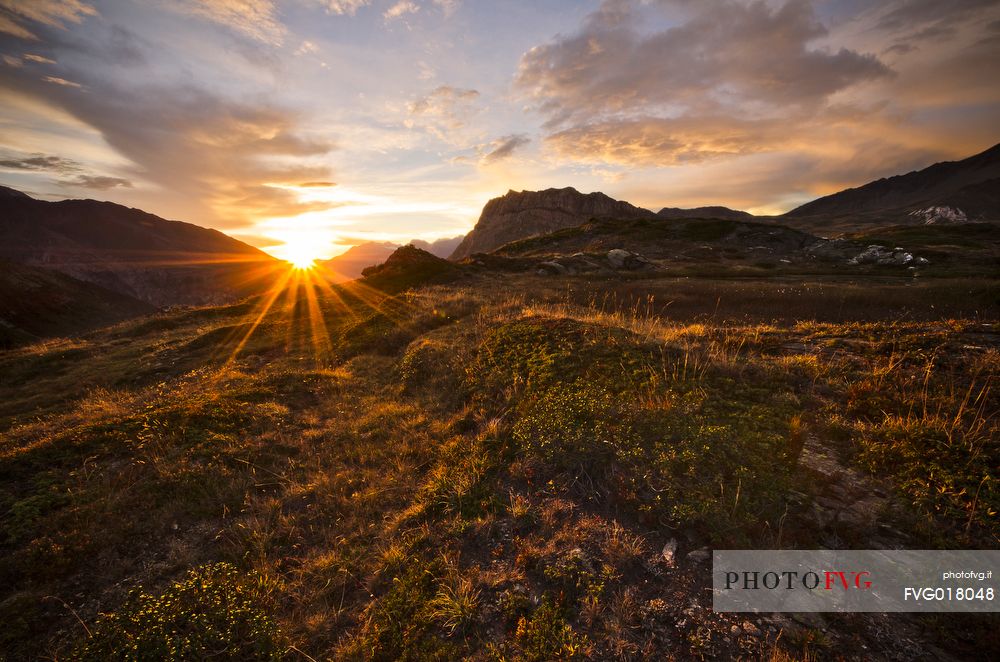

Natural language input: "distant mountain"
[411,236,464,259]
[0,259,153,348]
[0,186,281,306]
[317,242,398,281]
[657,206,753,221]
[450,187,654,259]
[785,143,1000,221]
[318,236,465,281]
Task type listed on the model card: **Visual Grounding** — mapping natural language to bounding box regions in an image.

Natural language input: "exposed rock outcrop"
[450,187,654,260]
[848,245,929,266]
[909,206,967,224]
[533,249,653,276]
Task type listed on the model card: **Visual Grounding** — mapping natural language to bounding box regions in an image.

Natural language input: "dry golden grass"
[0,272,996,659]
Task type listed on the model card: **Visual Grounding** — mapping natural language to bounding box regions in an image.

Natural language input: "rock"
[607,248,652,270]
[450,187,654,259]
[741,621,760,637]
[607,249,631,268]
[537,261,568,275]
[661,539,678,567]
[848,244,921,266]
[687,548,711,563]
[909,206,968,224]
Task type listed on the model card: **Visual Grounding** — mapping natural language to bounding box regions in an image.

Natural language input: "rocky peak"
[449,187,654,259]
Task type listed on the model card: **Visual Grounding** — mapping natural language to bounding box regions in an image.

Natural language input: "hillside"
[0,186,282,306]
[656,205,752,221]
[785,142,1000,221]
[0,250,996,660]
[0,260,153,348]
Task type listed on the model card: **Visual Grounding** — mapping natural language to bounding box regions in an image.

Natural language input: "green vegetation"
[76,563,284,660]
[0,271,997,660]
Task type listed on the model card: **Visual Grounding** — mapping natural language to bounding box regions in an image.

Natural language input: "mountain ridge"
[450,187,756,259]
[0,186,281,307]
[784,142,1000,219]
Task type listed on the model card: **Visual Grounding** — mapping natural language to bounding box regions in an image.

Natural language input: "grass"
[0,271,997,659]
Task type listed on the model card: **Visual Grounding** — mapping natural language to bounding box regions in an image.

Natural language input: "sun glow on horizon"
[273,238,325,269]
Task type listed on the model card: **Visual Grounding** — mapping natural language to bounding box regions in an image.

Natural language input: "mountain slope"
[785,142,1000,220]
[0,259,153,348]
[656,206,753,221]
[0,186,281,306]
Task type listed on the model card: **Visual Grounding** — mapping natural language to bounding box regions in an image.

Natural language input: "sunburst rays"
[200,260,419,370]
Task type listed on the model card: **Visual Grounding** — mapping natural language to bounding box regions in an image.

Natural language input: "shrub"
[512,380,633,473]
[507,596,588,661]
[75,562,285,661]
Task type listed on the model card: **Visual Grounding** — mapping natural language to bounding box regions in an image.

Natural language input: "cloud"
[511,0,906,175]
[0,0,98,40]
[384,0,419,21]
[432,0,460,17]
[409,85,479,115]
[518,0,890,127]
[874,0,997,32]
[60,174,133,189]
[294,40,319,56]
[0,58,336,224]
[544,116,792,167]
[298,180,337,187]
[23,53,56,64]
[482,134,530,163]
[864,0,1000,63]
[0,152,81,172]
[319,0,372,15]
[42,74,80,87]
[170,0,287,45]
[406,85,480,140]
[0,149,134,190]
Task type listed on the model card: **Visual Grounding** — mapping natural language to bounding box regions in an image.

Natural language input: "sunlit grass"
[0,273,997,659]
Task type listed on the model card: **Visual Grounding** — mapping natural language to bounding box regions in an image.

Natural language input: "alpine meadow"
[1,1,998,660]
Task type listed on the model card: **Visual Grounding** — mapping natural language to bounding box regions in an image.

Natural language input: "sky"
[0,0,998,261]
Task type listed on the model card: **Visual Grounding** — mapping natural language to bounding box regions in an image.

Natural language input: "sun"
[276,238,325,269]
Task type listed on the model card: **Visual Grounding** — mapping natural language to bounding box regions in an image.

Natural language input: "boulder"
[848,245,921,266]
[536,261,568,276]
[607,248,652,270]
